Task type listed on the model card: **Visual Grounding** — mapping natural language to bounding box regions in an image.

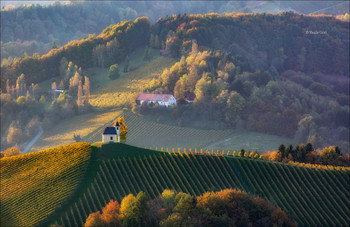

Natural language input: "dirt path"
[23,123,43,153]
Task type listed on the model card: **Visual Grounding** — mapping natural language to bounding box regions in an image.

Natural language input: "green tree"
[160,213,188,227]
[224,92,245,126]
[123,192,148,227]
[51,41,57,49]
[109,64,120,80]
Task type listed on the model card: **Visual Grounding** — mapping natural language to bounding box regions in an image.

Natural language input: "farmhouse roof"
[103,127,117,135]
[137,93,173,102]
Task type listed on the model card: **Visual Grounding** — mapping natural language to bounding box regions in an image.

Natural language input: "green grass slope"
[50,143,349,227]
[0,142,92,227]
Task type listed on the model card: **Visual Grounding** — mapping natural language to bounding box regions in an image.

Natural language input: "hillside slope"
[2,143,349,226]
[0,142,93,226]
[46,143,349,226]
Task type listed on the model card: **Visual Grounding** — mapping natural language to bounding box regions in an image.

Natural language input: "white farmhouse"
[136,93,176,107]
[102,121,120,143]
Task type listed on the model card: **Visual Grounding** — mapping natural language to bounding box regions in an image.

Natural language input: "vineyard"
[52,144,350,227]
[0,142,92,227]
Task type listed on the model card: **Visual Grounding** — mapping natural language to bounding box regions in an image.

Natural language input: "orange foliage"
[261,150,282,162]
[101,200,122,225]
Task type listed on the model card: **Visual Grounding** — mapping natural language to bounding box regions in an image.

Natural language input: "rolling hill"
[0,142,92,226]
[1,143,349,226]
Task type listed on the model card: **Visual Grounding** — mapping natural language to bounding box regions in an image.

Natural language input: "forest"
[1,12,349,153]
[1,1,349,59]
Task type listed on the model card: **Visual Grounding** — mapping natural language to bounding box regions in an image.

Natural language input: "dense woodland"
[1,1,349,59]
[1,12,349,153]
[0,1,256,59]
[84,189,295,227]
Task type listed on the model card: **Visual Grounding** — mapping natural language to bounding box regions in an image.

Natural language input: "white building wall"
[102,135,117,143]
[139,95,177,107]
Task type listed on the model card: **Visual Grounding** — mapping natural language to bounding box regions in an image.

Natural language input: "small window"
[110,136,113,140]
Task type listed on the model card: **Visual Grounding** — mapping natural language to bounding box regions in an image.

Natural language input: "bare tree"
[77,80,83,107]
[83,76,90,104]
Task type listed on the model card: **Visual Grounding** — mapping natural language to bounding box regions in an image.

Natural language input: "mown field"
[82,110,294,153]
[49,143,349,227]
[0,143,92,226]
[31,109,122,152]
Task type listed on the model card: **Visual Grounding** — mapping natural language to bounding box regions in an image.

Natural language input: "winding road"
[23,123,43,154]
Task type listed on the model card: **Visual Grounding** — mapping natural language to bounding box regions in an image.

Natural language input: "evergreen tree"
[51,40,57,49]
[278,144,285,157]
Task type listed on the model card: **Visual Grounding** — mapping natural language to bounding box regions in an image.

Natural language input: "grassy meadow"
[88,56,176,108]
[203,130,295,152]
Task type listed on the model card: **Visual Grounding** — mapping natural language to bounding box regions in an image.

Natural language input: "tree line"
[262,143,350,167]
[83,189,295,227]
[1,17,150,88]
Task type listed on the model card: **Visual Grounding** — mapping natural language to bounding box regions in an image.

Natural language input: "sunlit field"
[31,110,122,152]
[89,56,176,108]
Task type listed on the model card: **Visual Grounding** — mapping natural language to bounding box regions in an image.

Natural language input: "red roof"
[137,93,173,102]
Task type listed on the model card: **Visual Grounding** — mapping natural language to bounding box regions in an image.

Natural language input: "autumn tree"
[7,122,25,146]
[16,74,26,96]
[190,39,198,56]
[4,147,22,157]
[77,80,83,107]
[83,76,90,104]
[84,211,104,227]
[101,200,122,226]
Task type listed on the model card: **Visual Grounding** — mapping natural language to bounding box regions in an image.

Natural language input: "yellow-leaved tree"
[114,117,128,143]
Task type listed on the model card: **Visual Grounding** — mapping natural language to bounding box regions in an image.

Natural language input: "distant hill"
[1,142,349,226]
[2,12,349,87]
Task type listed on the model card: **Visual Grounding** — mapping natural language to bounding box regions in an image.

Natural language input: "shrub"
[4,147,22,157]
[109,64,120,80]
